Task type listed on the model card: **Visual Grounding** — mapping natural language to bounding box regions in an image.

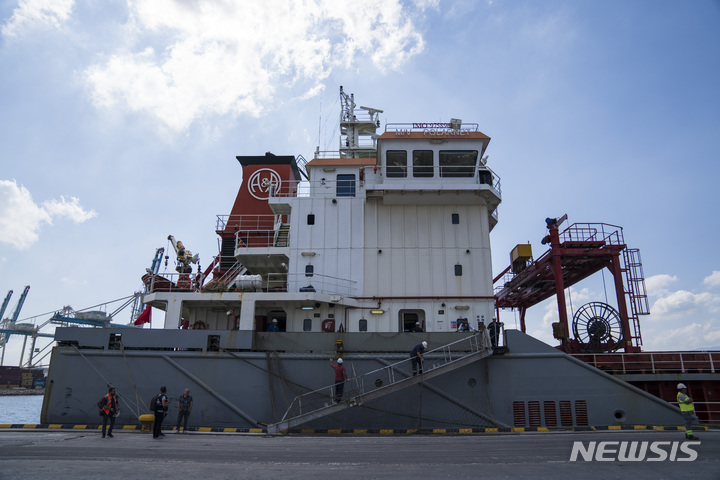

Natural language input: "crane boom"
[10,286,30,324]
[0,290,12,320]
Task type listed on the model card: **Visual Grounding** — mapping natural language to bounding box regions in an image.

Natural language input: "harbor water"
[0,395,43,424]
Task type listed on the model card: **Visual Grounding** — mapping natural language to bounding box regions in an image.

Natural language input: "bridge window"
[455,264,463,276]
[336,174,356,197]
[303,318,312,331]
[305,264,314,277]
[307,214,315,225]
[440,150,477,177]
[387,150,407,177]
[452,213,460,224]
[359,318,368,332]
[413,150,433,177]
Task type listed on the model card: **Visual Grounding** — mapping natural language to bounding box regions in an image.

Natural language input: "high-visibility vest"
[102,394,117,415]
[677,392,694,412]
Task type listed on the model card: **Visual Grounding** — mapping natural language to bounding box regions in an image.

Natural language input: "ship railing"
[669,401,720,423]
[216,214,282,233]
[559,223,625,246]
[285,273,358,296]
[313,149,376,159]
[368,164,501,192]
[265,165,502,199]
[144,271,204,293]
[145,270,357,296]
[280,331,491,421]
[572,350,719,375]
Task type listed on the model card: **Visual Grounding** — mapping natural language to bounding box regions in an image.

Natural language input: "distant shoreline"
[0,389,44,396]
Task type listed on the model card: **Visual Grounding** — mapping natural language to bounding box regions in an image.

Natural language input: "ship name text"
[394,128,471,137]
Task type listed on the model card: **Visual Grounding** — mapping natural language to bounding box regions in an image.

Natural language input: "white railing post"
[650,353,655,373]
[680,353,686,373]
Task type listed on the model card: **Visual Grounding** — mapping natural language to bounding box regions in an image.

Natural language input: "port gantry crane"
[493,215,649,354]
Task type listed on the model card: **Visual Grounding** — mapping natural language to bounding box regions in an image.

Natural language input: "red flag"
[134,306,151,326]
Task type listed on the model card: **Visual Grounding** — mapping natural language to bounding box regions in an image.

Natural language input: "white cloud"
[1,0,74,37]
[643,320,720,351]
[83,0,427,133]
[704,271,720,288]
[0,180,97,250]
[644,274,677,296]
[650,290,719,318]
[43,196,98,223]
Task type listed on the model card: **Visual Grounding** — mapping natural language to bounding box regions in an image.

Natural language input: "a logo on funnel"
[248,168,281,201]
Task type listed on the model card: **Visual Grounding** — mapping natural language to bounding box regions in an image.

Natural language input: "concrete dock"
[0,429,718,479]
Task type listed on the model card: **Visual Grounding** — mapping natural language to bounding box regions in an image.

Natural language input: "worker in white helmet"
[410,341,428,376]
[677,383,699,440]
[330,357,348,403]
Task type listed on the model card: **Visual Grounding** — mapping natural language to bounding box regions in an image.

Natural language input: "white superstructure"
[144,90,501,335]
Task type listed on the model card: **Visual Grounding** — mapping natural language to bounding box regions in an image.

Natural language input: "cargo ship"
[39,88,715,432]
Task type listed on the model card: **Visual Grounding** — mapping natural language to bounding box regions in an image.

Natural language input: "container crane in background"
[1,286,32,361]
[0,286,53,367]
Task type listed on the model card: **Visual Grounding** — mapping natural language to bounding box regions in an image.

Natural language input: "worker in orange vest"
[99,386,119,438]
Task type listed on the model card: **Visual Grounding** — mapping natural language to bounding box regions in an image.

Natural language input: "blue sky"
[1,0,719,366]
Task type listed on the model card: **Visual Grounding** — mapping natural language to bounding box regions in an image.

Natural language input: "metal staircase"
[266,332,494,434]
[274,223,290,247]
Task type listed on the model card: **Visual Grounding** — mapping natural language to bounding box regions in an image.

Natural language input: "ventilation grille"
[575,400,588,426]
[512,401,526,427]
[544,401,557,427]
[559,401,573,426]
[512,399,588,427]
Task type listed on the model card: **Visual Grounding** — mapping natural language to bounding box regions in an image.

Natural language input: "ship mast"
[338,86,382,158]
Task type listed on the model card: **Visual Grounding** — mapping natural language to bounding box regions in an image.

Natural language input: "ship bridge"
[364,123,501,230]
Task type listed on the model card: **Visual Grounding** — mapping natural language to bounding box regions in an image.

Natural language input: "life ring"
[192,321,207,330]
[177,276,192,290]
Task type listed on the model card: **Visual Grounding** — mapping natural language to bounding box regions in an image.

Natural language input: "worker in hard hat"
[266,318,279,332]
[677,383,699,440]
[330,358,348,403]
[412,322,423,333]
[410,341,427,376]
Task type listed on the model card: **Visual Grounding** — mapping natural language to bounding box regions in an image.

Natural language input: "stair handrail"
[216,261,246,286]
[280,330,492,422]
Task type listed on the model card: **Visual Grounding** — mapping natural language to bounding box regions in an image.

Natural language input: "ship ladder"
[621,248,649,349]
[274,224,290,247]
[266,331,495,435]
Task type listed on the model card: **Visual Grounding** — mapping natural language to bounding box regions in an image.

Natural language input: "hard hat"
[272,319,278,323]
[415,322,420,325]
[337,358,343,364]
[677,383,687,389]
[422,341,427,348]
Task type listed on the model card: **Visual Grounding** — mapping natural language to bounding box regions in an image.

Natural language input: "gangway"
[266,331,496,434]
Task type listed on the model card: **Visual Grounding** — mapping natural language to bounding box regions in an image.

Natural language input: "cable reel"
[572,302,624,353]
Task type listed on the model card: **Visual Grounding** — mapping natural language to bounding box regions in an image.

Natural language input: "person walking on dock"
[330,358,348,403]
[153,386,170,439]
[176,388,193,433]
[410,341,427,376]
[99,386,118,438]
[677,383,699,440]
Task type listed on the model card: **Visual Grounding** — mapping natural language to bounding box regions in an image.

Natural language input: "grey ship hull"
[41,327,684,431]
